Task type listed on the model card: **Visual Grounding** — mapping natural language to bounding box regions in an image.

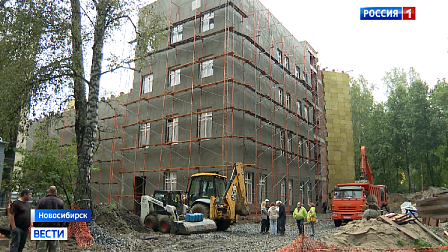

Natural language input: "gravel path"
[145,221,339,252]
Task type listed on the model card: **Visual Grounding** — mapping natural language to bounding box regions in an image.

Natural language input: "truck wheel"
[215,219,231,231]
[159,217,172,233]
[334,220,342,227]
[145,215,159,231]
[191,204,210,218]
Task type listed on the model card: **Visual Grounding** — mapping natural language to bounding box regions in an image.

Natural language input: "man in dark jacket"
[277,200,286,235]
[9,188,31,252]
[35,186,65,252]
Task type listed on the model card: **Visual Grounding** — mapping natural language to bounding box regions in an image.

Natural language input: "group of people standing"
[261,199,317,236]
[8,186,65,252]
[260,199,286,235]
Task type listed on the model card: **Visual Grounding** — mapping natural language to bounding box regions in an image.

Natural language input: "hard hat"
[265,199,269,202]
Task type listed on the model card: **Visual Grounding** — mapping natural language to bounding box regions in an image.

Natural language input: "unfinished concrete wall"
[322,71,355,194]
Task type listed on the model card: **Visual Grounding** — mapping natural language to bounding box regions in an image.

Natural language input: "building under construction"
[25,0,328,215]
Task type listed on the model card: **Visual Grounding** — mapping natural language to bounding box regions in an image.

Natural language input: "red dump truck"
[331,146,388,227]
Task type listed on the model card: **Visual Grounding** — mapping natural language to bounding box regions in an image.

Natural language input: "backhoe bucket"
[173,219,217,235]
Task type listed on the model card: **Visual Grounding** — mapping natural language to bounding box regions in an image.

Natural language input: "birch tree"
[1,0,167,209]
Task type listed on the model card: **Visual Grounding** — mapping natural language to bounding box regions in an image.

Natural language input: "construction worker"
[260,199,270,234]
[35,186,65,252]
[9,188,31,252]
[308,202,317,236]
[293,202,307,235]
[277,201,286,236]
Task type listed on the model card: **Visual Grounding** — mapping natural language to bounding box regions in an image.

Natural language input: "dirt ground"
[320,218,446,249]
[388,187,448,212]
[1,187,447,251]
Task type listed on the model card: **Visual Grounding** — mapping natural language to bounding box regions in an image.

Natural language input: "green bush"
[395,236,404,246]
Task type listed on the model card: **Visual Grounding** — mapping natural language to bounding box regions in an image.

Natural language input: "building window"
[286,93,291,109]
[191,0,200,10]
[141,74,153,94]
[284,56,289,70]
[288,179,293,206]
[287,132,293,157]
[296,101,302,116]
[259,176,267,202]
[278,88,283,105]
[300,138,308,158]
[245,172,253,204]
[300,181,305,205]
[165,171,177,190]
[198,112,212,139]
[280,130,285,156]
[277,49,282,64]
[171,24,183,43]
[312,107,316,123]
[307,182,312,205]
[166,118,178,143]
[295,66,301,79]
[202,12,214,32]
[280,179,286,203]
[201,59,213,78]
[139,123,150,147]
[304,139,309,159]
[169,69,180,86]
[304,104,308,121]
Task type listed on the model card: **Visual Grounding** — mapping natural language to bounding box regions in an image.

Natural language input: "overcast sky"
[261,0,448,102]
[102,0,448,103]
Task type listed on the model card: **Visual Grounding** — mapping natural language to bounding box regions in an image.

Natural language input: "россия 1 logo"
[360,7,416,20]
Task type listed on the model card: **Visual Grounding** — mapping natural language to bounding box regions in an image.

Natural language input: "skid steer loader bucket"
[173,219,217,235]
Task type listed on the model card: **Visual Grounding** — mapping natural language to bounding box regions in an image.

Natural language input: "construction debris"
[320,216,445,249]
[378,215,418,240]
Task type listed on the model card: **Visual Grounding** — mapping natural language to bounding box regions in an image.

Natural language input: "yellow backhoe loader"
[141,162,250,234]
[187,162,250,231]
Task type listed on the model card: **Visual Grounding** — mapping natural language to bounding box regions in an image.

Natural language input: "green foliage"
[12,131,77,208]
[95,202,118,212]
[395,236,404,246]
[350,68,448,193]
[413,238,434,248]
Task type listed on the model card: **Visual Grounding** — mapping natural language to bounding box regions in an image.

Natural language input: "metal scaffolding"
[38,0,327,218]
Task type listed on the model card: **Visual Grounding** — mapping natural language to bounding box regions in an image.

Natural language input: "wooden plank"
[414,218,446,245]
[379,215,419,240]
[444,230,448,238]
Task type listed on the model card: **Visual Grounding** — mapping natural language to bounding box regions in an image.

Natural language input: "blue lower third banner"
[31,227,68,240]
[31,209,91,223]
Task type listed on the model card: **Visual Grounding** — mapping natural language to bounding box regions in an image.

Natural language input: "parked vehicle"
[331,146,388,227]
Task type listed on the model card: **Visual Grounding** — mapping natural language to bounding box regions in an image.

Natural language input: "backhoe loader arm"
[222,162,251,219]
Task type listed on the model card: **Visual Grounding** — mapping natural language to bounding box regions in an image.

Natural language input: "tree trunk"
[76,0,109,209]
[405,136,411,193]
[70,0,88,208]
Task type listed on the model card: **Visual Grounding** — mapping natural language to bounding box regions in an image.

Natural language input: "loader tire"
[334,219,342,227]
[215,219,231,231]
[159,217,172,233]
[191,203,210,218]
[145,215,159,231]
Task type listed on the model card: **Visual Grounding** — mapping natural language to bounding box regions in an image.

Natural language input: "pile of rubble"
[389,187,448,213]
[320,214,446,250]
